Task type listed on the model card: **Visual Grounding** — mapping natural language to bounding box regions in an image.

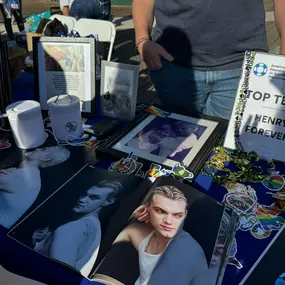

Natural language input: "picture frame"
[100,60,139,121]
[97,106,228,176]
[33,36,96,117]
[0,41,12,118]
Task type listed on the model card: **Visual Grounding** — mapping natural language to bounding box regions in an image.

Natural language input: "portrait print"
[126,116,206,162]
[8,166,143,278]
[100,61,139,121]
[111,112,220,170]
[0,135,90,229]
[92,176,234,285]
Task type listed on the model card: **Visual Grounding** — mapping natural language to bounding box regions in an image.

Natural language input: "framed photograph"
[100,60,139,121]
[33,36,96,116]
[97,107,228,176]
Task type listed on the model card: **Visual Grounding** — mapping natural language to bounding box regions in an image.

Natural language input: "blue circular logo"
[253,63,268,77]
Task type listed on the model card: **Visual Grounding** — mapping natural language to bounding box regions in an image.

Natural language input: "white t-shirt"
[135,231,171,285]
[59,0,74,11]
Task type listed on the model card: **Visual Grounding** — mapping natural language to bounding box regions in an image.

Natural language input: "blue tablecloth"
[1,72,284,285]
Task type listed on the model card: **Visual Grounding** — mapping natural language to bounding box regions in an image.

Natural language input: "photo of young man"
[8,166,143,279]
[93,183,209,285]
[125,117,206,162]
[31,180,123,277]
[118,185,208,285]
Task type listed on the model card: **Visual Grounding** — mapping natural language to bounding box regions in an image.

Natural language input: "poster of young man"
[8,165,143,278]
[92,176,234,285]
[0,133,96,230]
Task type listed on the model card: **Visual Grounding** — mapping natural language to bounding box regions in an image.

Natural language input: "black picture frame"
[33,36,96,118]
[96,105,228,177]
[0,41,12,121]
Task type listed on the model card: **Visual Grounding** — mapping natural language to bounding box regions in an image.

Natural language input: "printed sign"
[224,52,285,162]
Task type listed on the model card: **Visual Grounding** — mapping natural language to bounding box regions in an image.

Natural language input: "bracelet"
[136,37,149,48]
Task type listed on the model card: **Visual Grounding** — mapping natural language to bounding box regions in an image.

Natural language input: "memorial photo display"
[9,172,238,285]
[98,108,228,175]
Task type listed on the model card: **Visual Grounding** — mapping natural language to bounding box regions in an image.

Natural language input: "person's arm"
[132,0,154,45]
[49,222,85,267]
[62,6,70,16]
[274,0,285,54]
[113,223,150,250]
[132,0,173,70]
[60,0,70,16]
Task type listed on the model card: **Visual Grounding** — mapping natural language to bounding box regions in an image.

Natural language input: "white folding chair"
[74,19,116,61]
[49,15,77,33]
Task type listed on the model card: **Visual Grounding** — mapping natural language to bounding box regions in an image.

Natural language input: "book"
[8,165,238,285]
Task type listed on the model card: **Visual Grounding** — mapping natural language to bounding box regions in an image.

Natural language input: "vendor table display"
[2,49,285,285]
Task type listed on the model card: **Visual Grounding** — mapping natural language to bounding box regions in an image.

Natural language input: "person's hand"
[32,227,50,245]
[138,40,174,71]
[131,204,150,223]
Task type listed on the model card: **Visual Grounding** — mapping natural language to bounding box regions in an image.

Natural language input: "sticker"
[65,121,77,133]
[223,181,247,193]
[108,153,143,176]
[262,175,285,192]
[171,163,194,181]
[146,106,171,118]
[238,213,258,231]
[228,257,243,269]
[145,164,172,183]
[256,205,284,231]
[0,136,11,150]
[223,193,257,215]
[83,136,97,148]
[227,238,243,269]
[250,223,271,239]
[84,140,98,148]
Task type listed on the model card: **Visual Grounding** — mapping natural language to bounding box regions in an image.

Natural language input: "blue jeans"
[70,0,110,20]
[150,60,241,119]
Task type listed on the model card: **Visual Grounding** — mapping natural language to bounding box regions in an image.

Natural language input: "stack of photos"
[0,133,96,230]
[8,169,238,285]
[239,224,285,285]
[98,109,227,175]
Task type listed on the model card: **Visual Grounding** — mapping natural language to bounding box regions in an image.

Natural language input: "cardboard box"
[26,32,42,52]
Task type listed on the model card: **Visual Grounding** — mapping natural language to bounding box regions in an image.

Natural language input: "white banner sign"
[224,51,285,161]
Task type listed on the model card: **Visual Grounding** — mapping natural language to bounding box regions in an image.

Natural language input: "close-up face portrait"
[148,193,187,239]
[72,186,114,214]
[175,122,195,137]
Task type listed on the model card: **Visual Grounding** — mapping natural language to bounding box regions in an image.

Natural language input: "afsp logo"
[253,63,268,77]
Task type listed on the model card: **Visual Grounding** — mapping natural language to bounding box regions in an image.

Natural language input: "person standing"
[59,0,110,21]
[132,0,285,119]
[0,0,24,40]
